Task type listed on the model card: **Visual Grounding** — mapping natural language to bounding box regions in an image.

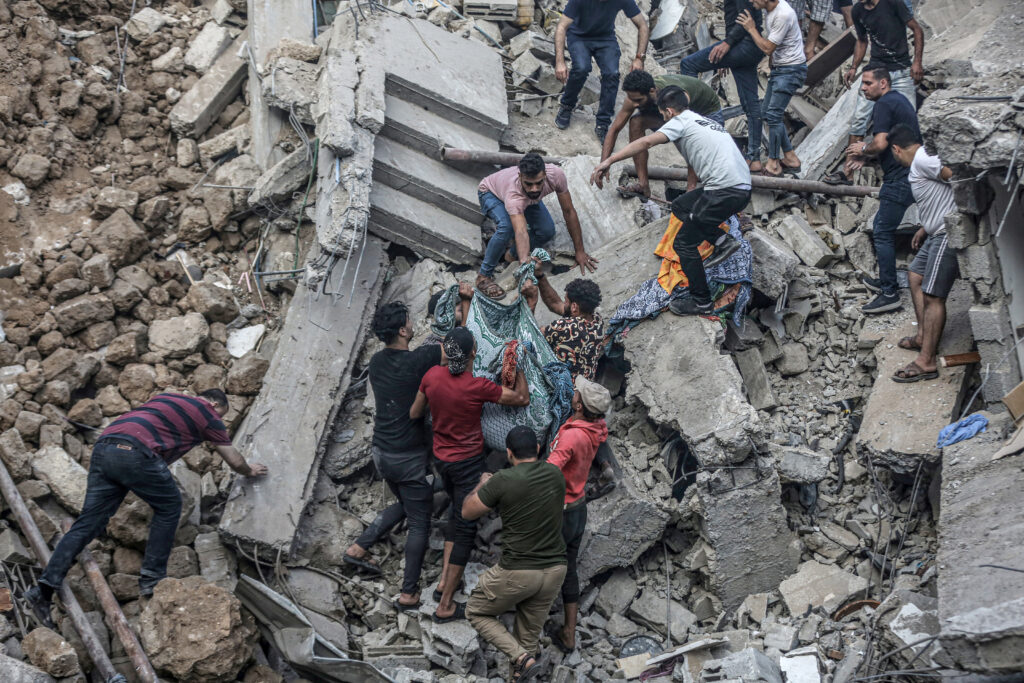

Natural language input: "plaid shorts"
[809,0,833,23]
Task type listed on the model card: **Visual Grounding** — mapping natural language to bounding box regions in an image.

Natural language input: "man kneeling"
[463,426,567,682]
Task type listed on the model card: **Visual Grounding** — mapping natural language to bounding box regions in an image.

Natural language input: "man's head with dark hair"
[200,389,229,415]
[505,425,539,462]
[565,279,602,316]
[656,86,690,120]
[623,70,657,108]
[518,153,548,200]
[861,67,892,101]
[372,301,410,345]
[427,291,443,317]
[889,123,923,168]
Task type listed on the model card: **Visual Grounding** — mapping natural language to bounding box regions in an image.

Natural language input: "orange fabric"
[653,214,730,294]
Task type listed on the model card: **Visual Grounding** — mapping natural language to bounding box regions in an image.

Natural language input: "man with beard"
[476,153,598,300]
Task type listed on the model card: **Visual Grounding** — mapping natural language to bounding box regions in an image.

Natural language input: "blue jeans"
[873,178,914,296]
[762,65,807,160]
[478,191,556,278]
[560,35,621,128]
[681,39,765,161]
[40,439,182,593]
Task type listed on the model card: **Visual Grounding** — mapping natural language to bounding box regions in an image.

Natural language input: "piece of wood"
[940,352,981,368]
[789,95,828,129]
[805,26,857,89]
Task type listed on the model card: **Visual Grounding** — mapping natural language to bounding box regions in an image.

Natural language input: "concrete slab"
[218,238,388,558]
[795,81,860,182]
[380,94,499,157]
[855,282,974,474]
[779,560,869,616]
[368,183,482,265]
[372,137,482,224]
[169,30,248,138]
[314,130,374,256]
[734,347,777,411]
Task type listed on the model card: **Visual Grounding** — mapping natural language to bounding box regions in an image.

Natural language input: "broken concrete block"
[734,348,776,410]
[93,209,148,268]
[775,342,810,376]
[0,652,55,682]
[197,126,250,165]
[772,446,830,484]
[314,49,358,156]
[148,312,209,359]
[125,7,170,41]
[92,186,139,219]
[262,57,318,124]
[170,31,248,138]
[32,445,88,514]
[184,22,233,74]
[22,628,78,678]
[211,0,234,24]
[0,528,33,564]
[194,532,237,591]
[795,81,859,182]
[594,569,637,618]
[701,648,782,683]
[248,147,311,207]
[763,623,798,652]
[776,214,834,267]
[419,616,480,675]
[779,648,821,683]
[509,30,556,61]
[779,561,869,616]
[0,428,33,480]
[628,589,697,642]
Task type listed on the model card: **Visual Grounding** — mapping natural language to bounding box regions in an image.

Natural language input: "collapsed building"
[0,0,1021,681]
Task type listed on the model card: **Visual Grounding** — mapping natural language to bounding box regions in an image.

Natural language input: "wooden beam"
[805,26,857,89]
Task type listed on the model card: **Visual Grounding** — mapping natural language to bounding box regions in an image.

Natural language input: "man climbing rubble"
[843,67,921,314]
[601,70,725,194]
[477,153,598,300]
[546,377,611,654]
[342,302,441,612]
[590,86,751,316]
[410,328,530,622]
[553,0,649,141]
[888,123,960,383]
[463,426,567,682]
[25,390,267,626]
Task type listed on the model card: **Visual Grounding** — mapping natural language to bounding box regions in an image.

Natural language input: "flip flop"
[392,598,421,613]
[342,554,382,576]
[892,361,939,383]
[513,653,541,682]
[431,602,467,623]
[823,171,853,186]
[898,335,922,351]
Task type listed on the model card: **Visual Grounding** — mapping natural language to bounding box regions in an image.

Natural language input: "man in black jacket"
[679,0,767,173]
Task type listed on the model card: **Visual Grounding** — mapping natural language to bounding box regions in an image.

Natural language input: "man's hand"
[844,157,865,175]
[843,67,858,88]
[247,463,268,476]
[709,42,731,63]
[736,9,756,32]
[590,161,611,188]
[911,227,927,250]
[844,141,867,158]
[630,56,644,72]
[555,61,568,84]
[910,60,923,83]
[479,472,493,485]
[574,250,599,274]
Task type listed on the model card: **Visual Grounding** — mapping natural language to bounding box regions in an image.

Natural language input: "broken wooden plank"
[805,26,856,89]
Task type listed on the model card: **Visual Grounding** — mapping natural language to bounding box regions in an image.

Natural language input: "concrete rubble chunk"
[734,347,777,410]
[779,561,869,616]
[701,648,783,683]
[93,209,148,267]
[314,49,357,156]
[418,614,480,675]
[368,182,481,265]
[91,186,139,219]
[594,569,638,618]
[170,31,248,138]
[125,7,170,41]
[0,527,33,563]
[0,653,56,682]
[627,589,697,642]
[248,147,311,207]
[148,312,209,359]
[262,57,318,124]
[779,649,821,683]
[775,214,834,267]
[746,228,799,299]
[185,21,234,74]
[795,80,859,181]
[772,445,831,484]
[32,445,88,514]
[187,282,240,324]
[194,532,237,591]
[0,428,33,480]
[22,627,79,678]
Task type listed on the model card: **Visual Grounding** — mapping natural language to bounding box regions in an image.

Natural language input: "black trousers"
[435,453,484,567]
[670,186,751,304]
[560,500,587,604]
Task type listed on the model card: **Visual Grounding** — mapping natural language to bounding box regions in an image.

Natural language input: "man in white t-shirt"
[590,86,751,315]
[888,123,959,383]
[738,0,806,177]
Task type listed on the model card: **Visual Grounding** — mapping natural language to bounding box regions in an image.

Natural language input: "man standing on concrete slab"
[590,86,752,316]
[546,377,610,654]
[679,0,767,173]
[477,153,598,300]
[842,67,920,314]
[25,389,267,626]
[463,426,567,682]
[554,0,649,141]
[601,70,725,195]
[410,328,530,622]
[738,0,807,178]
[825,0,923,185]
[342,302,441,611]
[888,123,959,383]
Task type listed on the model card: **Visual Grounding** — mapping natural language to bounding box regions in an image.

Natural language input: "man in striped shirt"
[25,389,267,626]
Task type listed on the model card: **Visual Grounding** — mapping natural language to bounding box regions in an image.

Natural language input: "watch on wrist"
[636,53,646,59]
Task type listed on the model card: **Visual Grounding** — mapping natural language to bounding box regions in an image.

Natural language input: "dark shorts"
[909,232,959,298]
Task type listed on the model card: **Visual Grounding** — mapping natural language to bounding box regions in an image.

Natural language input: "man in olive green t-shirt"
[463,426,566,681]
[601,69,725,195]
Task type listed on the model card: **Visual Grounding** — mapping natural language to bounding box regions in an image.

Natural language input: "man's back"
[478,461,567,569]
[659,111,751,191]
[873,90,918,183]
[543,313,604,381]
[654,75,721,116]
[853,0,913,70]
[369,345,441,452]
[909,147,955,235]
[102,393,231,464]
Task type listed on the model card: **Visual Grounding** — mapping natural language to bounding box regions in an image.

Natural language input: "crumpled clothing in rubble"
[937,413,989,448]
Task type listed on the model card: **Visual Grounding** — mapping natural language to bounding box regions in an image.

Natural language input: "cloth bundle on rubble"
[605,215,752,346]
[465,259,574,449]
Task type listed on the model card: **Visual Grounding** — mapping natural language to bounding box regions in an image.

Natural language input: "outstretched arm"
[630,13,649,72]
[214,445,268,476]
[554,15,573,83]
[590,131,670,187]
[556,191,598,274]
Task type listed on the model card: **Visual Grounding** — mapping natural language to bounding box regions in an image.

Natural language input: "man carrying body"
[463,426,567,682]
[679,0,766,173]
[591,86,752,316]
[554,0,649,141]
[477,153,598,300]
[410,328,530,622]
[602,70,725,194]
[547,377,610,654]
[25,390,267,625]
[843,67,920,314]
[738,0,807,177]
[826,0,924,185]
[343,302,441,611]
[888,123,959,383]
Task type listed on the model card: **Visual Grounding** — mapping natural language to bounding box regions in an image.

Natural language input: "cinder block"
[944,211,977,250]
[959,242,999,284]
[969,302,1012,343]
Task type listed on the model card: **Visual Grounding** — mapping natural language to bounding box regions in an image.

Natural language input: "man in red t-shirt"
[409,327,530,622]
[547,376,610,652]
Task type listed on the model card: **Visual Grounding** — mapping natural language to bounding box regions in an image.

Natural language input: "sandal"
[898,335,922,351]
[892,361,939,383]
[475,275,506,300]
[513,653,541,682]
[760,168,785,178]
[342,554,382,576]
[392,597,421,613]
[782,164,802,176]
[823,171,853,186]
[431,601,467,623]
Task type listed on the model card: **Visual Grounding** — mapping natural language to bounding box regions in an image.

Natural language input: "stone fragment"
[734,348,776,410]
[701,648,782,683]
[125,7,169,40]
[15,411,45,440]
[776,342,809,376]
[11,154,50,188]
[187,283,239,323]
[106,280,143,312]
[226,325,266,358]
[261,57,317,124]
[772,446,830,484]
[118,363,157,404]
[0,527,33,563]
[95,385,130,416]
[272,37,321,63]
[92,187,139,219]
[628,589,697,642]
[0,652,55,682]
[93,209,148,267]
[248,148,310,207]
[779,561,869,616]
[594,570,637,618]
[775,214,834,267]
[225,353,269,395]
[148,313,209,359]
[79,321,117,350]
[105,332,143,365]
[0,428,34,480]
[153,46,184,73]
[169,32,247,138]
[178,205,212,243]
[52,295,115,335]
[80,254,114,288]
[764,623,798,652]
[184,22,233,74]
[194,531,237,591]
[780,650,821,683]
[67,398,102,427]
[211,0,234,24]
[32,445,88,513]
[22,627,79,678]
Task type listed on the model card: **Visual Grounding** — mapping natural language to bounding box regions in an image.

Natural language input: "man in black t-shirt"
[343,301,441,611]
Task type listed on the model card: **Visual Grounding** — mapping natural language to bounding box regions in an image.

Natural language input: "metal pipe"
[441,147,880,197]
[60,520,159,683]
[0,460,126,683]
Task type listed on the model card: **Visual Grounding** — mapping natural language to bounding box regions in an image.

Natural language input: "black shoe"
[823,171,853,186]
[595,125,608,142]
[555,105,572,130]
[669,298,714,316]
[703,236,741,268]
[861,275,882,293]
[861,292,901,314]
[23,586,55,629]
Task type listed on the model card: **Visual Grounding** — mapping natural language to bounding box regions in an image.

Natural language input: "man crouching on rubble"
[25,390,267,627]
[463,426,567,682]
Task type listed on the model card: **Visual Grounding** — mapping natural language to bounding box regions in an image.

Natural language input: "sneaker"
[555,105,572,130]
[23,586,55,629]
[703,236,741,268]
[669,297,714,316]
[861,275,882,293]
[861,292,902,314]
[595,125,608,142]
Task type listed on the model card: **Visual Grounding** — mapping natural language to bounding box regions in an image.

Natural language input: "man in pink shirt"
[477,153,598,299]
[547,376,611,653]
